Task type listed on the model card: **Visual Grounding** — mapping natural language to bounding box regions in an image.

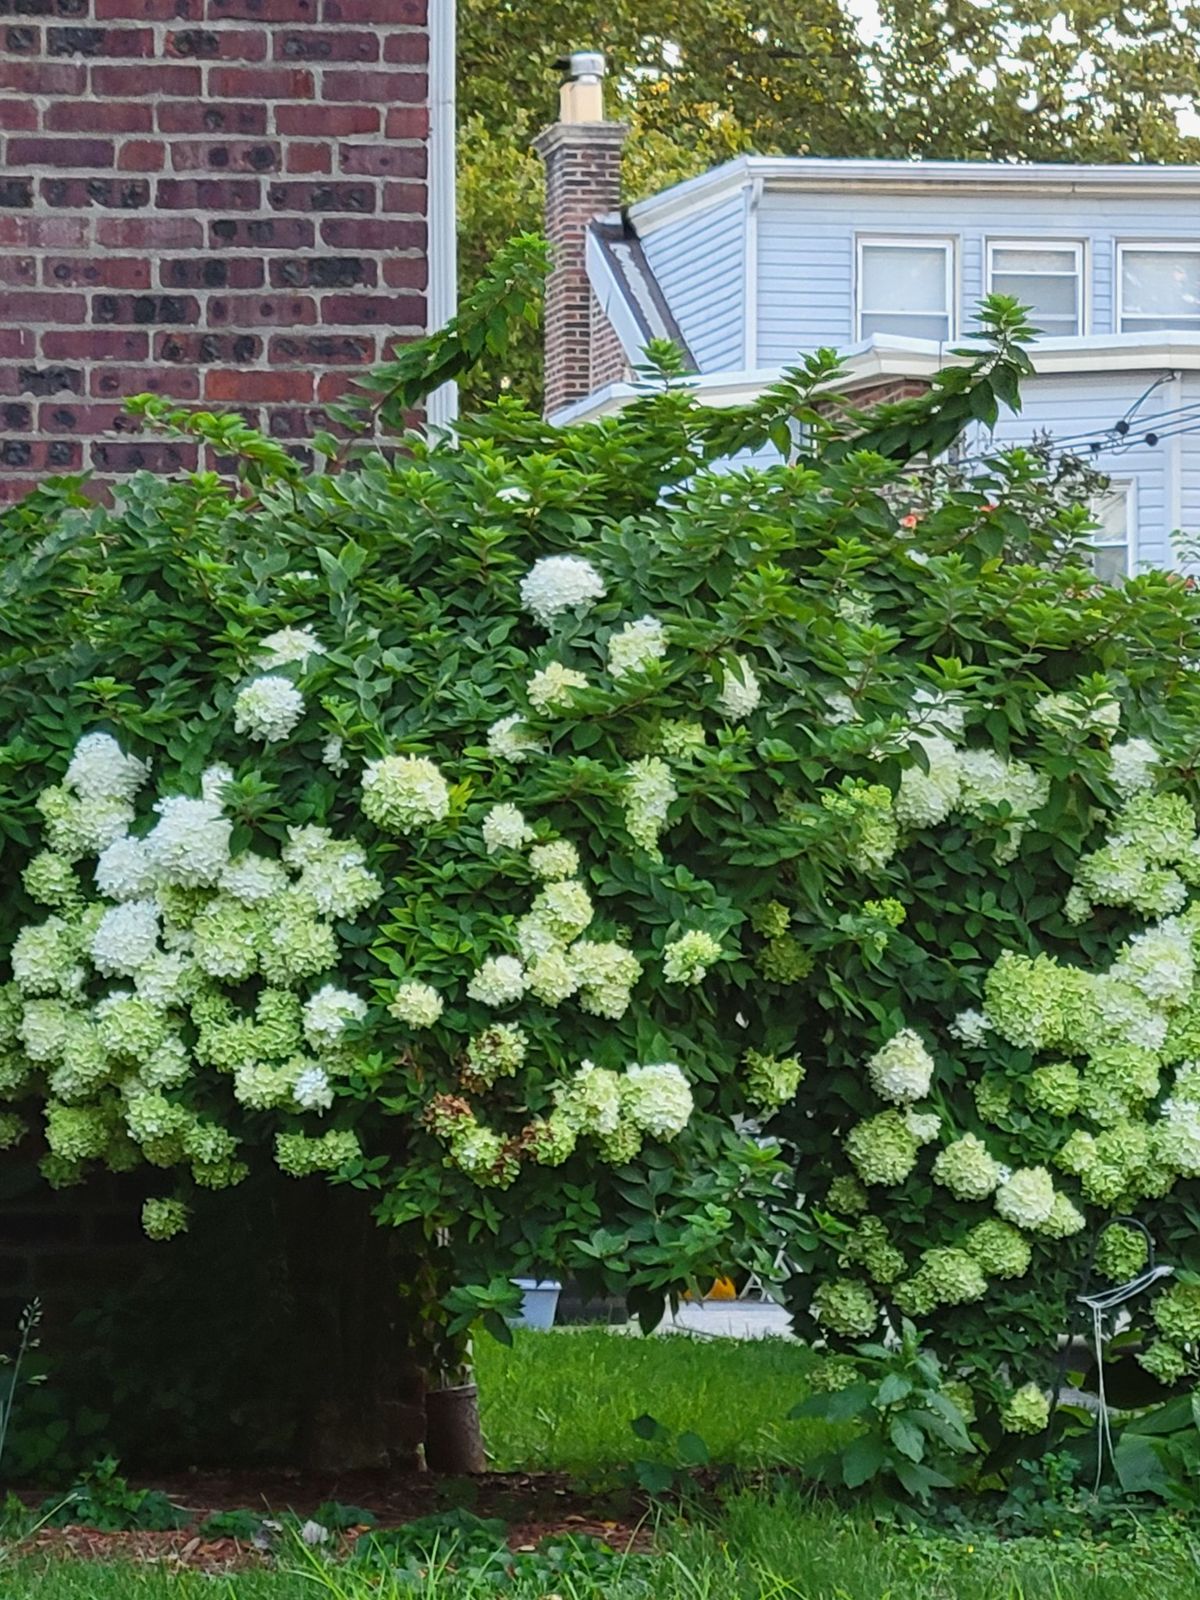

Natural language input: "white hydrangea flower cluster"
[388,980,444,1030]
[623,756,677,855]
[715,654,761,719]
[233,675,306,744]
[487,714,541,764]
[1109,738,1159,798]
[482,803,533,855]
[555,1058,692,1160]
[608,616,668,679]
[895,732,1049,857]
[662,930,722,987]
[866,1028,935,1104]
[527,662,589,712]
[258,626,326,668]
[2,734,381,1235]
[519,555,606,625]
[361,754,450,835]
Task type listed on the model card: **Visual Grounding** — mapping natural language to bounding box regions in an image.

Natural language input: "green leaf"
[840,1432,885,1489]
[889,1417,925,1463]
[875,1373,913,1406]
[675,1431,710,1466]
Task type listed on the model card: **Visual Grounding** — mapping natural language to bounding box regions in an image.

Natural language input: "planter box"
[510,1278,561,1330]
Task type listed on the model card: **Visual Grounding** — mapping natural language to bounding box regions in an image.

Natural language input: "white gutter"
[629,155,1200,236]
[549,331,1200,427]
[425,0,457,430]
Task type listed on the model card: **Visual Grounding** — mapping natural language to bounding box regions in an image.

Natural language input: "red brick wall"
[0,0,431,499]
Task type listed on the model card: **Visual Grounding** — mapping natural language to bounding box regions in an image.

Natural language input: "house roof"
[627,155,1200,235]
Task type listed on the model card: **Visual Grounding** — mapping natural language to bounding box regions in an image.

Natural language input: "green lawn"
[474,1326,827,1472]
[8,1328,1200,1599]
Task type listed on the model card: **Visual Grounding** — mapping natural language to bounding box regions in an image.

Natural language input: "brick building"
[0,0,456,499]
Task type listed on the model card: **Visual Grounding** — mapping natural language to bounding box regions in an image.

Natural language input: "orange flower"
[900,513,920,529]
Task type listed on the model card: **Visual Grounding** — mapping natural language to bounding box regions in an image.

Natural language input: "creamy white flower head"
[529,840,579,881]
[145,796,232,888]
[895,735,961,828]
[95,834,156,901]
[496,484,530,504]
[624,755,676,854]
[519,555,606,625]
[623,1062,693,1139]
[487,714,541,764]
[90,898,161,978]
[258,626,326,669]
[995,1166,1056,1230]
[234,675,305,744]
[867,1028,936,1104]
[221,852,289,905]
[322,735,348,775]
[715,654,761,719]
[302,983,368,1050]
[65,733,149,803]
[948,1008,992,1047]
[281,824,335,870]
[467,955,526,1007]
[1109,738,1159,799]
[608,616,668,679]
[388,980,444,1030]
[482,803,532,855]
[201,764,234,806]
[134,949,194,1010]
[527,661,589,712]
[905,1110,941,1145]
[1111,918,1194,1005]
[362,753,450,834]
[293,1065,334,1113]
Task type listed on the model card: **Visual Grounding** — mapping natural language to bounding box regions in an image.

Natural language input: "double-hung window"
[1119,245,1200,332]
[1090,483,1133,583]
[987,241,1083,337]
[856,239,954,343]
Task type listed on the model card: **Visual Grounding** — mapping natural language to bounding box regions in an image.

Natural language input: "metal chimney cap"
[565,49,606,81]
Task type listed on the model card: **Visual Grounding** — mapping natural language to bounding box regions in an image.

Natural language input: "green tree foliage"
[458,0,1200,407]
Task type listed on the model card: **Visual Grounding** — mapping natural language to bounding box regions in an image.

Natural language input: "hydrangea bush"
[4,252,1200,1454]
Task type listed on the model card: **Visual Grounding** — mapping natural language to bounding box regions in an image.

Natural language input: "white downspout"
[743,175,762,371]
[426,0,458,430]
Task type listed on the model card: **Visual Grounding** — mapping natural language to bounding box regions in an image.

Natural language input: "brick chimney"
[534,51,627,418]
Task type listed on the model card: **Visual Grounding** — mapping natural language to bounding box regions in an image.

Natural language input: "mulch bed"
[14,1470,652,1574]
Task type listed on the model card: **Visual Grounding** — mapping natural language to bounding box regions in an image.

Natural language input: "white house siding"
[751,188,1200,365]
[979,371,1174,571]
[1177,372,1200,522]
[640,192,746,373]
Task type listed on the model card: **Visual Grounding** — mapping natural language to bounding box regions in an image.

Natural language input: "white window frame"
[985,239,1086,337]
[1116,241,1200,334]
[855,236,957,344]
[1091,479,1135,581]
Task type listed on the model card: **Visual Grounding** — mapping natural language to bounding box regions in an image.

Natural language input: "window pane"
[860,311,951,341]
[1092,543,1129,584]
[861,245,948,313]
[1121,250,1200,324]
[1094,489,1128,542]
[992,272,1078,318]
[1121,313,1200,331]
[992,247,1078,275]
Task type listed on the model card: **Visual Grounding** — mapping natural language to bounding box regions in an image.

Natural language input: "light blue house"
[544,143,1200,577]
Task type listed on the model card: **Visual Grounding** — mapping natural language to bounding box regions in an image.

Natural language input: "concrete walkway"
[657,1298,795,1340]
